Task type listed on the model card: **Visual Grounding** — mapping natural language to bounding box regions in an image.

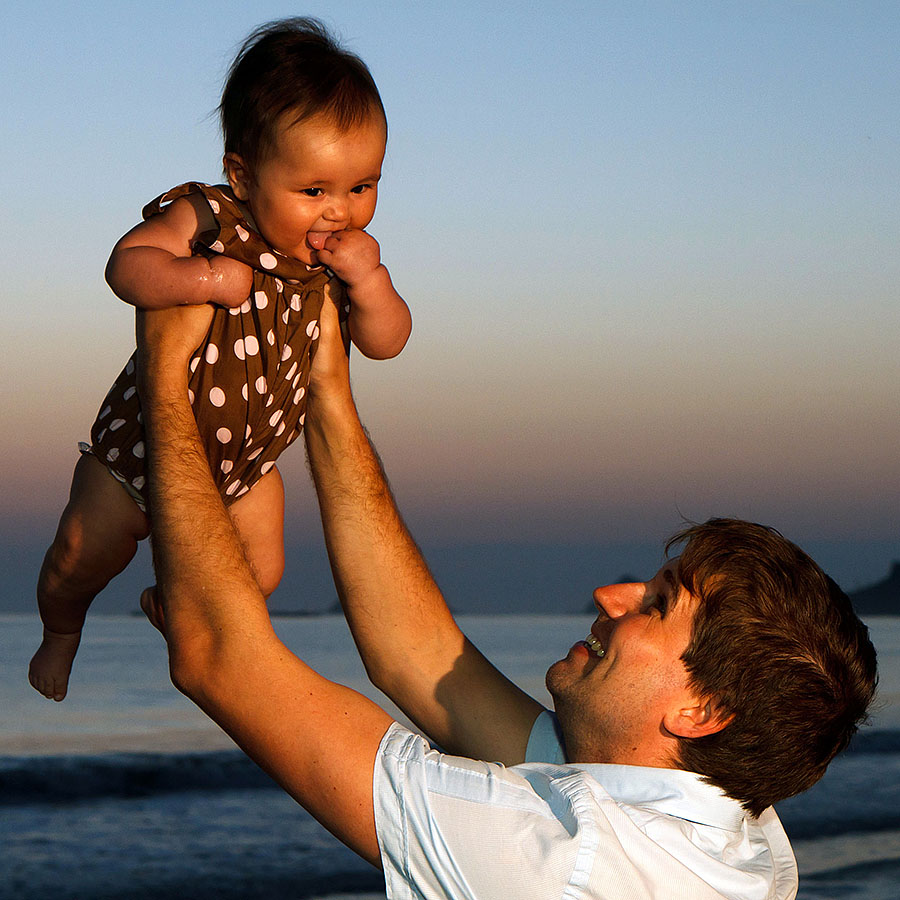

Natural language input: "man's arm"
[138,301,392,866]
[305,303,544,766]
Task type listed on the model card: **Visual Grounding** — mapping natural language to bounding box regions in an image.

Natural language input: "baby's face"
[228,111,387,266]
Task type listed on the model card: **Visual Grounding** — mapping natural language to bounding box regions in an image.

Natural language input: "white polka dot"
[210,240,225,253]
[275,279,283,292]
[248,446,264,461]
[216,427,232,444]
[99,406,111,420]
[107,448,120,462]
[137,413,142,424]
[261,461,275,475]
[259,252,278,269]
[205,344,219,364]
[290,294,302,311]
[234,339,246,360]
[209,199,220,214]
[221,460,233,474]
[236,486,250,498]
[235,224,249,241]
[255,376,267,394]
[123,386,136,401]
[97,428,107,443]
[133,441,145,458]
[245,425,252,439]
[266,395,274,407]
[190,357,201,372]
[281,345,292,362]
[132,476,145,491]
[306,320,319,337]
[209,387,226,407]
[229,306,241,317]
[285,362,298,381]
[269,410,283,427]
[254,291,268,310]
[188,390,195,404]
[299,413,306,426]
[240,299,252,314]
[241,383,249,400]
[225,480,241,496]
[245,438,253,447]
[126,359,135,375]
[244,335,259,356]
[282,309,290,324]
[266,329,275,346]
[275,422,286,437]
[109,418,126,431]
[292,372,302,389]
[293,387,305,405]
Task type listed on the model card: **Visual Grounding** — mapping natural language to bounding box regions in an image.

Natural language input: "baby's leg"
[226,465,286,598]
[29,454,150,700]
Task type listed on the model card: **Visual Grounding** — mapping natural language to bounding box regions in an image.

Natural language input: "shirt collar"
[572,762,747,832]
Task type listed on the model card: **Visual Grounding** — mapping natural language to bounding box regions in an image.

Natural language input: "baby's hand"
[208,255,254,308]
[316,229,382,289]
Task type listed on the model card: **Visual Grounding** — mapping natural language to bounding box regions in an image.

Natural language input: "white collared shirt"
[373,713,798,900]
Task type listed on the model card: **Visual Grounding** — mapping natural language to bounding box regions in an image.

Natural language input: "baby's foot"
[28,629,82,701]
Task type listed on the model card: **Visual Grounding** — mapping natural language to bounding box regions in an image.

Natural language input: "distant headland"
[850,562,900,616]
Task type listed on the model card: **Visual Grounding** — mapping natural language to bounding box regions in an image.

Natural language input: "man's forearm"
[139,342,269,681]
[304,374,543,763]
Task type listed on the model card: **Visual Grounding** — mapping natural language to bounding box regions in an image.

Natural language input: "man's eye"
[649,595,668,617]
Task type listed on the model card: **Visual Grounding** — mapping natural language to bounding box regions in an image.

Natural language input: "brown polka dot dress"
[86,182,341,510]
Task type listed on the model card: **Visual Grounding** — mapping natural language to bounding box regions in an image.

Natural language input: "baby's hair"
[220,17,385,170]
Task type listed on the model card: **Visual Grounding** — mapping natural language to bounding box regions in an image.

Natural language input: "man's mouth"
[584,634,606,658]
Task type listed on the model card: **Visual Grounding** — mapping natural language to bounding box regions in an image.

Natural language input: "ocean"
[2,613,899,900]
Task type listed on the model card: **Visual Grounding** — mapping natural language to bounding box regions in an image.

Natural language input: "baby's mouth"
[584,634,606,658]
[306,231,332,250]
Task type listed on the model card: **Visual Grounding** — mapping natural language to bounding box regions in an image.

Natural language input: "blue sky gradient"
[2,2,898,610]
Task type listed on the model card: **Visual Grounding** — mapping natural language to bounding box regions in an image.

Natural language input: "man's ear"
[223,152,252,201]
[664,697,733,739]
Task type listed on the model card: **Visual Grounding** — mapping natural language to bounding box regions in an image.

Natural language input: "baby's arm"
[316,230,411,359]
[106,194,252,309]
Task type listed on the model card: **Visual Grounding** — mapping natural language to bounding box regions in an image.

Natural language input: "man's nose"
[592,582,644,618]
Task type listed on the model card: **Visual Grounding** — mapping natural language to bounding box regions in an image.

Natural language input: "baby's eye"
[300,188,323,197]
[351,183,374,194]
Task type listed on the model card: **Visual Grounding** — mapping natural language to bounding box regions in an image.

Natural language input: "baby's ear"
[664,697,733,739]
[223,153,251,201]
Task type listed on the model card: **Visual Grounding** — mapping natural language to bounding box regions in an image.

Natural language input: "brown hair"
[668,518,877,817]
[219,17,385,170]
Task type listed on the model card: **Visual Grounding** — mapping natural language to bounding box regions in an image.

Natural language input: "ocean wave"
[0,750,272,804]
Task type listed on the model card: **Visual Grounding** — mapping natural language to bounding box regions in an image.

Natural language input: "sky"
[2,1,899,611]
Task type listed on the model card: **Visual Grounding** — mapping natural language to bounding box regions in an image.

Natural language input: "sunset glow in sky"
[2,2,898,601]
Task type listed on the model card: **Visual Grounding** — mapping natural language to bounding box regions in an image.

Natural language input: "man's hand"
[307,281,352,405]
[315,228,382,289]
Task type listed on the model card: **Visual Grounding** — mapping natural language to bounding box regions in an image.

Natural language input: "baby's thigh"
[227,466,285,597]
[49,454,150,581]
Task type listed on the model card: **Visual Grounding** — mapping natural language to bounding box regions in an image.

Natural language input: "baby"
[29,18,411,701]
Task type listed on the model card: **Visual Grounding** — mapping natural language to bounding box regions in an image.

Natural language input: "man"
[137,293,876,899]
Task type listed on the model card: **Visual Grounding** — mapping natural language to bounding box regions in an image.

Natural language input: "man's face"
[545,560,701,765]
